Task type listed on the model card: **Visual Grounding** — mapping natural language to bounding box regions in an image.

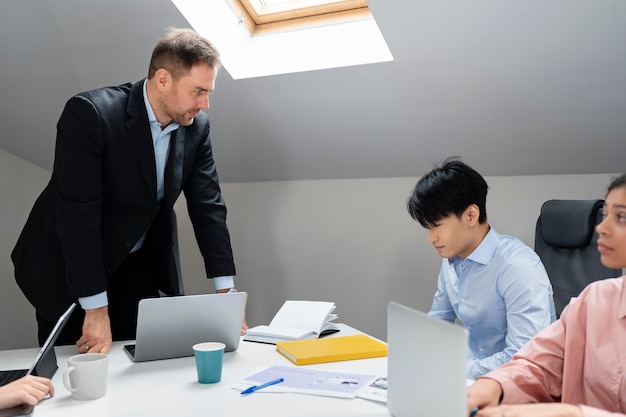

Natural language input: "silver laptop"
[124,292,247,362]
[387,301,469,417]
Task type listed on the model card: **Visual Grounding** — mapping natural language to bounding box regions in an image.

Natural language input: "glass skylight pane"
[261,0,343,6]
[249,0,358,16]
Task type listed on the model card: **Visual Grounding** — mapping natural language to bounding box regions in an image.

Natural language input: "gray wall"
[0,150,51,349]
[0,148,618,349]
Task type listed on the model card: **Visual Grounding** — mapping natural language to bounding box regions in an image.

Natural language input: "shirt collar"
[464,226,499,266]
[142,80,179,133]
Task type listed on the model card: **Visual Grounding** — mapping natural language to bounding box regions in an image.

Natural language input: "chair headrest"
[539,199,603,249]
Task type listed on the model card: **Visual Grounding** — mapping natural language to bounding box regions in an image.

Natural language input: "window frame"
[229,0,371,35]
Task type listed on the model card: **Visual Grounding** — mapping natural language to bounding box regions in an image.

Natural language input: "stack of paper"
[244,300,339,344]
[357,377,388,403]
[233,364,379,398]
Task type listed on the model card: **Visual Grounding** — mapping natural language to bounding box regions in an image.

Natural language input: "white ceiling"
[1,0,625,183]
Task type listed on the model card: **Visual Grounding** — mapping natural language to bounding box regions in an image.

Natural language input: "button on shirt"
[428,228,556,380]
[486,276,626,417]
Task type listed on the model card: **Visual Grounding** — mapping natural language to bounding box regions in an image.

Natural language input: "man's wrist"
[84,305,108,316]
[216,287,236,294]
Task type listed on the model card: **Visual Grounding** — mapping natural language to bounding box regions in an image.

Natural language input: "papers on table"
[233,364,379,398]
[356,377,388,403]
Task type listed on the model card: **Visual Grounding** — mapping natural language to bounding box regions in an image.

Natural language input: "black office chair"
[534,199,621,317]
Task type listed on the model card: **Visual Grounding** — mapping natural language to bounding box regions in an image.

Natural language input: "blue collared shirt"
[428,227,556,380]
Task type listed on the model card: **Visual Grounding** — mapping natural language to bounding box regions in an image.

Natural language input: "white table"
[0,328,390,417]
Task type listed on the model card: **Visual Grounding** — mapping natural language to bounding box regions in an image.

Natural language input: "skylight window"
[171,0,393,79]
[234,0,371,34]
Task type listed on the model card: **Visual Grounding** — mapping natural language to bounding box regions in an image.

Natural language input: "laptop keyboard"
[0,369,28,387]
[123,344,136,358]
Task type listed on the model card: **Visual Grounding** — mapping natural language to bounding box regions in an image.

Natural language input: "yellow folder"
[275,334,388,365]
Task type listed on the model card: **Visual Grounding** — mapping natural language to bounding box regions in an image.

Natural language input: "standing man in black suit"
[12,27,246,354]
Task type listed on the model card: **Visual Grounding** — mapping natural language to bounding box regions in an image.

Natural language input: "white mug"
[62,353,108,400]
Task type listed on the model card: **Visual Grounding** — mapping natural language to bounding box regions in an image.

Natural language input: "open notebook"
[244,300,339,344]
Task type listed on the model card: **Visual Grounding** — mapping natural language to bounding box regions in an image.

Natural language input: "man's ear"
[466,204,480,226]
[154,68,172,92]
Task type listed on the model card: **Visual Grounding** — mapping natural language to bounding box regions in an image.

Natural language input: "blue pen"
[240,377,285,395]
[469,406,479,417]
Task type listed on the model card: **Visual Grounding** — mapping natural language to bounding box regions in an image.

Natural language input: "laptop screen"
[387,301,468,417]
[128,292,247,362]
[29,303,77,377]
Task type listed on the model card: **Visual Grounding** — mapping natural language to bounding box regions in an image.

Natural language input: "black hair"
[407,157,488,228]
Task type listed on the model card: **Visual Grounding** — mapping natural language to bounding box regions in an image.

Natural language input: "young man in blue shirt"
[407,158,556,380]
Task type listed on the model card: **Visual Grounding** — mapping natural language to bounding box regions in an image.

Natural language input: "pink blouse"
[484,276,626,417]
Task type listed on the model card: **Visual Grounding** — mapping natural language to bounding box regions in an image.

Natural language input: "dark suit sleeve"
[53,95,108,297]
[182,118,236,278]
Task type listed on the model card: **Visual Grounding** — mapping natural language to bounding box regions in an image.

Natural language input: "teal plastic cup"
[192,342,225,384]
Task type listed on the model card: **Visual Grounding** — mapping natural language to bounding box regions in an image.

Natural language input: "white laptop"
[387,301,469,417]
[124,292,247,362]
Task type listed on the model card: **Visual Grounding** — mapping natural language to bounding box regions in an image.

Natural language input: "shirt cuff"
[213,276,235,291]
[78,292,108,310]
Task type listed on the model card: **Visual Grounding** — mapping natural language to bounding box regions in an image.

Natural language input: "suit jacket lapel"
[126,80,157,201]
[164,128,184,208]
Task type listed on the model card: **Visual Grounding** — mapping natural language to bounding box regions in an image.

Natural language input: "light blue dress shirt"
[428,227,556,380]
[79,81,232,309]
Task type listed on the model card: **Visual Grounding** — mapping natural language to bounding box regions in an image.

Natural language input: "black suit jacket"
[12,80,235,321]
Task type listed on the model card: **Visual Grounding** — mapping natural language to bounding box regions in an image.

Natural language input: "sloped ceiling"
[1,0,625,183]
